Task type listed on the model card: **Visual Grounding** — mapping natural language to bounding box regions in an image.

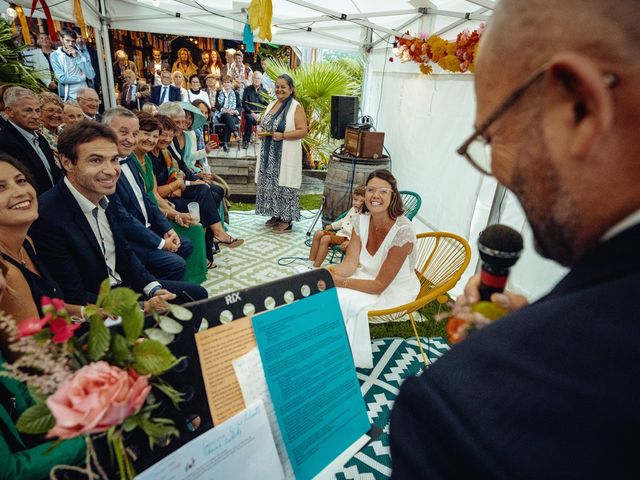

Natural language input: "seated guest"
[76,87,102,122]
[242,71,269,149]
[102,107,193,282]
[203,74,220,107]
[0,87,62,194]
[0,154,85,361]
[171,71,188,100]
[29,121,208,307]
[150,111,243,257]
[62,100,86,129]
[141,102,159,115]
[183,74,211,108]
[132,113,209,277]
[214,76,242,152]
[151,70,182,106]
[328,170,419,368]
[120,70,150,111]
[228,50,253,93]
[38,92,64,165]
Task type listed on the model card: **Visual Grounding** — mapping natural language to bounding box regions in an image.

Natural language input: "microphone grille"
[479,224,523,253]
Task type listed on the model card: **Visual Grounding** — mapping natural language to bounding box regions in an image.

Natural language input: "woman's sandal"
[272,222,293,233]
[207,259,217,269]
[265,216,279,227]
[213,236,245,248]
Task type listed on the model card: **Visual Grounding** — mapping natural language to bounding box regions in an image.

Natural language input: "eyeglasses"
[365,186,392,196]
[456,63,619,176]
[77,97,101,104]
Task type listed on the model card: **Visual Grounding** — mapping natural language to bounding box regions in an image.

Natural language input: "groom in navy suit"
[29,121,207,308]
[390,1,640,478]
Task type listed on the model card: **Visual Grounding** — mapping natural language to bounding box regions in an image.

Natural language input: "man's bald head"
[472,0,640,266]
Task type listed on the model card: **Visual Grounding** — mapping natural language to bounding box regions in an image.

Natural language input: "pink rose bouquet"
[47,362,151,439]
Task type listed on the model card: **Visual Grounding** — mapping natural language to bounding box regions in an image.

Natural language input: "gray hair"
[102,106,137,125]
[3,87,39,108]
[157,102,185,118]
[76,87,98,99]
[64,100,80,108]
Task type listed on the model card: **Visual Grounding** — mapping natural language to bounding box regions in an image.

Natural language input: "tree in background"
[0,18,46,92]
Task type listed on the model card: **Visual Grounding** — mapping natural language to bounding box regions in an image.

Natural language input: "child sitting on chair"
[302,185,366,270]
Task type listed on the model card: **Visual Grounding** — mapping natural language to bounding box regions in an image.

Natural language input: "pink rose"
[47,361,151,439]
[49,317,81,343]
[51,298,66,312]
[17,312,51,338]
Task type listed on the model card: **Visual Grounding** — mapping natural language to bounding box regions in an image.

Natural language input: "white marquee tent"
[7,0,568,299]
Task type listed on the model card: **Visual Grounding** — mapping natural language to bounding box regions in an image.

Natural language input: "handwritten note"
[194,316,256,424]
[252,289,370,480]
[233,347,295,479]
[135,400,284,480]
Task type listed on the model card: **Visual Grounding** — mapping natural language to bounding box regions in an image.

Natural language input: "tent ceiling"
[15,0,493,51]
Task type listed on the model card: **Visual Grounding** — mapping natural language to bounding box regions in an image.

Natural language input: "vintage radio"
[344,127,385,158]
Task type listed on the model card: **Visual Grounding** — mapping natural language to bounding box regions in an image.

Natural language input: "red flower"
[17,313,52,338]
[51,298,66,312]
[50,318,81,343]
[389,57,394,62]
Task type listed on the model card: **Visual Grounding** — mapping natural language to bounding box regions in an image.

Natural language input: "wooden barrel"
[322,153,390,224]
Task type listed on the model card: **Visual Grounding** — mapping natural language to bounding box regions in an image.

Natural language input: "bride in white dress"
[329,170,420,368]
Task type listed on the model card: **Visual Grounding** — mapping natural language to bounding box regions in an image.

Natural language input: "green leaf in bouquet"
[168,304,193,321]
[144,328,174,345]
[96,278,112,307]
[152,379,185,409]
[133,340,177,375]
[122,416,138,433]
[16,402,55,435]
[101,287,141,317]
[138,417,179,450]
[122,304,144,342]
[111,333,133,365]
[158,316,183,334]
[33,329,53,342]
[88,316,111,361]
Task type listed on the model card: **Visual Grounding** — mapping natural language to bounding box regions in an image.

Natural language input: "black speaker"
[331,96,359,140]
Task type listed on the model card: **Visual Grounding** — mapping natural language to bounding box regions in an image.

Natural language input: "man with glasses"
[390,0,638,477]
[76,87,102,122]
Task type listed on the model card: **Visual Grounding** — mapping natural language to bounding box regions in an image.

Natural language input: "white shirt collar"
[64,176,109,213]
[601,208,640,242]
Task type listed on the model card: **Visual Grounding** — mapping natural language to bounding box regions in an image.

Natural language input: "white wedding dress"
[337,214,420,368]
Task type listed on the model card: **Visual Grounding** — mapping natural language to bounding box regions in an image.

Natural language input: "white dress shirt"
[64,177,161,295]
[10,121,53,183]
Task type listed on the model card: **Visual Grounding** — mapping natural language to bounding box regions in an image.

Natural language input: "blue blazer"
[114,155,171,252]
[390,223,640,479]
[151,84,182,105]
[29,180,157,305]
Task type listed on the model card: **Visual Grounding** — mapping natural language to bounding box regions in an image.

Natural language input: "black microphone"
[477,224,523,301]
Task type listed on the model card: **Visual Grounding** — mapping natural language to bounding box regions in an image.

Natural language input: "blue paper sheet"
[252,289,370,480]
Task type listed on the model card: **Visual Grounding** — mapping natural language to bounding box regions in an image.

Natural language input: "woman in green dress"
[132,113,209,283]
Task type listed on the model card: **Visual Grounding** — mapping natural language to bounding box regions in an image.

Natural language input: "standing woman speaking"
[255,74,308,233]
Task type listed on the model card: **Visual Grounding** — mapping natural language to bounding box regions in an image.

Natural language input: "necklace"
[0,242,28,266]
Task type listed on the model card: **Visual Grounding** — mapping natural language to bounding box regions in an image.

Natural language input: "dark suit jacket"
[113,155,172,252]
[120,82,151,111]
[0,121,62,194]
[151,84,181,105]
[390,224,640,479]
[29,179,157,305]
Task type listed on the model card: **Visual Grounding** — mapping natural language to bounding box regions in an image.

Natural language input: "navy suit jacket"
[390,224,640,479]
[151,84,181,105]
[113,155,171,252]
[0,121,62,194]
[29,180,157,305]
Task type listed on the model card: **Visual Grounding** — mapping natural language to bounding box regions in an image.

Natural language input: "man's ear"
[59,154,72,174]
[544,52,615,160]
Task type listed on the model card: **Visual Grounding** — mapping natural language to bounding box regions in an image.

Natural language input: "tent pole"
[486,183,507,226]
[96,0,116,109]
